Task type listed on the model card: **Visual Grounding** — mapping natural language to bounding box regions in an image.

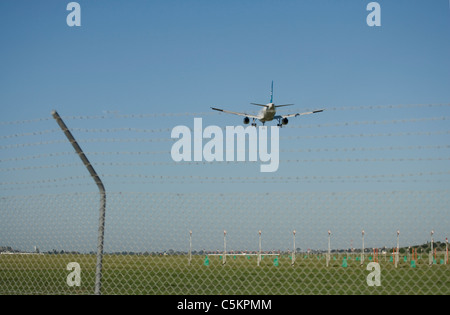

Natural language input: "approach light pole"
[327,230,331,267]
[189,230,192,265]
[429,230,434,266]
[396,230,400,268]
[361,230,365,266]
[292,230,296,266]
[258,230,262,266]
[223,230,227,266]
[445,237,448,265]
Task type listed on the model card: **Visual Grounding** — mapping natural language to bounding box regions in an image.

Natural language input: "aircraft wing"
[211,107,261,119]
[274,109,324,119]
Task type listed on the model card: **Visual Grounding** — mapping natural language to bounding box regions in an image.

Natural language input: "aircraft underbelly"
[260,111,275,122]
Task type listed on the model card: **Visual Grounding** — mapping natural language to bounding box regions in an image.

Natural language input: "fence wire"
[0,104,449,295]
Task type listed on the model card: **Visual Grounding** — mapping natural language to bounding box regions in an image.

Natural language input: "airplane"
[211,81,324,127]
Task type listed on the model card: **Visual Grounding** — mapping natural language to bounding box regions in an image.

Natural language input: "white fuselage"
[258,103,276,122]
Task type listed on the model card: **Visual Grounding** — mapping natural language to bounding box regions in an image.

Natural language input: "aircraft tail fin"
[270,80,274,103]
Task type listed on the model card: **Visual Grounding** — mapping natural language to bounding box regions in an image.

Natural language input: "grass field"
[0,253,449,295]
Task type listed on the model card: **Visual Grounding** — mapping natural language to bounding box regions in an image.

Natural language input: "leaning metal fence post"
[52,110,106,295]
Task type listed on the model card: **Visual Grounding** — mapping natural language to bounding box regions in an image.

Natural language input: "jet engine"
[243,117,250,124]
[282,118,289,125]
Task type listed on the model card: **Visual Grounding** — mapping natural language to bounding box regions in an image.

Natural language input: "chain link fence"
[1,104,449,294]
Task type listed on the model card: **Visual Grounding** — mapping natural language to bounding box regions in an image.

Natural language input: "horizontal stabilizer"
[274,104,294,108]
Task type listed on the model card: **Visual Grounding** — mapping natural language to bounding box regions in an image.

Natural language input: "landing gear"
[251,118,257,127]
[276,117,288,127]
[276,118,283,128]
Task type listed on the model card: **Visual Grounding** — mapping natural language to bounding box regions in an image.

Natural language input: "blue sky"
[1,0,449,118]
[1,1,449,252]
